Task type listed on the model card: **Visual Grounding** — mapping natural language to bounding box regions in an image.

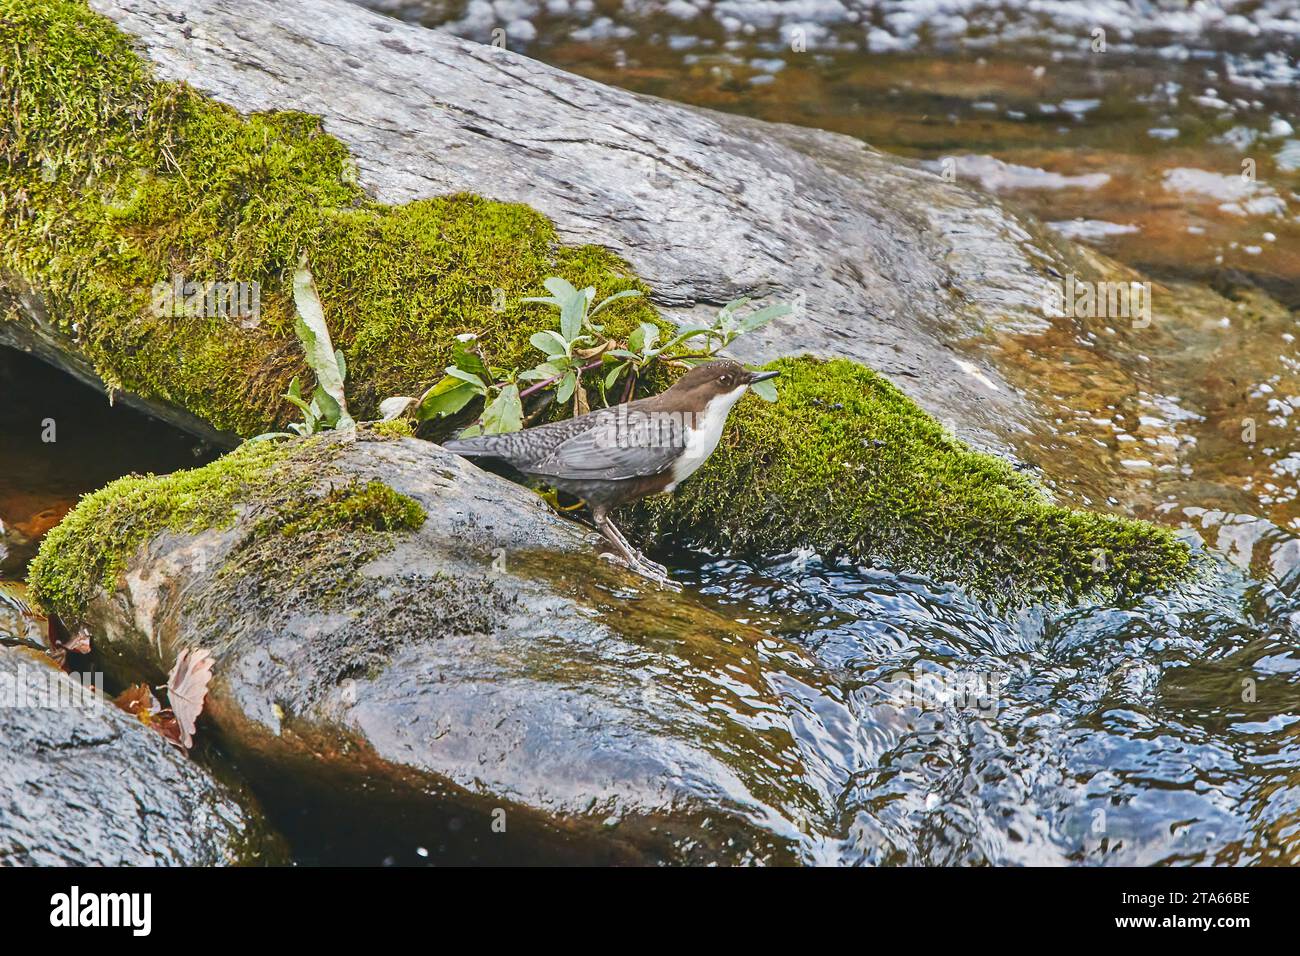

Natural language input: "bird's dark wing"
[526,407,688,481]
[442,411,604,463]
[442,405,689,480]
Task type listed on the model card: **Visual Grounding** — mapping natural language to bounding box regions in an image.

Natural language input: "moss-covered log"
[3,0,1191,603]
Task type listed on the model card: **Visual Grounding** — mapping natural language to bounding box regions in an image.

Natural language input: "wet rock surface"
[0,645,282,866]
[65,429,859,863]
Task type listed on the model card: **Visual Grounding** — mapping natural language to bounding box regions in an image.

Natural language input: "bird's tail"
[441,436,495,456]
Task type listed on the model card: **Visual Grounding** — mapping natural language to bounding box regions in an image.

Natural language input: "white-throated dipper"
[443,359,779,584]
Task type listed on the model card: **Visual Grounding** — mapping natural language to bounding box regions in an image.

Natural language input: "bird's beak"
[747,370,780,384]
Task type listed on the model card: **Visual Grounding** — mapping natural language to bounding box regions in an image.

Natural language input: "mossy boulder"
[0,0,660,437]
[30,426,859,864]
[27,435,427,623]
[635,357,1193,604]
[1,0,1191,603]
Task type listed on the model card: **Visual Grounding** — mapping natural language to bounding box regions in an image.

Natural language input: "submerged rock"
[30,427,860,863]
[0,645,283,865]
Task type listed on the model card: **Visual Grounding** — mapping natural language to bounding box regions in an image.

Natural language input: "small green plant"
[389,278,789,437]
[252,258,354,441]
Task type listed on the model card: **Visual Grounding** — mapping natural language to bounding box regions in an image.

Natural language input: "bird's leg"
[593,508,675,587]
[602,517,669,578]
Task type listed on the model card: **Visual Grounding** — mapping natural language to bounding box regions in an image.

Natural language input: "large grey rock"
[71,428,855,864]
[38,0,1090,454]
[0,645,283,866]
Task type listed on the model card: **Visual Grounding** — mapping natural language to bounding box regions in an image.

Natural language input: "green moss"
[635,357,1192,605]
[272,480,425,538]
[7,2,1192,605]
[27,432,425,622]
[370,418,415,440]
[27,440,295,622]
[0,0,660,435]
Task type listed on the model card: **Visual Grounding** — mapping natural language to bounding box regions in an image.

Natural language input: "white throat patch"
[667,384,749,489]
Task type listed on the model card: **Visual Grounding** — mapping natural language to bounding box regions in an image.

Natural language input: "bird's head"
[662,359,779,411]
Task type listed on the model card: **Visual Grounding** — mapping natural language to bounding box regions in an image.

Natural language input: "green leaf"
[604,362,627,389]
[444,366,489,390]
[298,402,318,434]
[313,385,341,429]
[519,361,564,382]
[283,376,312,417]
[529,330,570,357]
[738,303,791,333]
[541,277,588,340]
[481,384,523,435]
[451,346,490,380]
[416,376,480,420]
[639,322,660,354]
[556,371,576,404]
[589,288,642,319]
[292,257,354,429]
[749,377,779,402]
[542,277,580,300]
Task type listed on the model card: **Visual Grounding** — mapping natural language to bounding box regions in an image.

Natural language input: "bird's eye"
[720,376,731,385]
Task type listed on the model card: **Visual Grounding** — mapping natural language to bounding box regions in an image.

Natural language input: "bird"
[442,359,779,585]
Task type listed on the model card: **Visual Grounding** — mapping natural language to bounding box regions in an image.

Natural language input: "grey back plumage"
[443,402,689,482]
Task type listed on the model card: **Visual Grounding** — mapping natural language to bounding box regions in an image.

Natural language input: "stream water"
[3,1,1299,863]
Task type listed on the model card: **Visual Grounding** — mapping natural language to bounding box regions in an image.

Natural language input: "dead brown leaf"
[166,647,215,750]
[114,683,161,718]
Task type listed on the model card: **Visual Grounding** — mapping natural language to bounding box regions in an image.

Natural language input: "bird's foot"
[637,554,670,578]
[596,543,680,591]
[636,561,682,592]
[628,550,679,590]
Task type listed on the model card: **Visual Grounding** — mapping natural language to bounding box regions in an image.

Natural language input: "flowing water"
[3,1,1299,863]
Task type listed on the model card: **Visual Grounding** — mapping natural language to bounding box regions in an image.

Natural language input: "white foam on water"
[941,154,1110,193]
[1047,219,1140,242]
